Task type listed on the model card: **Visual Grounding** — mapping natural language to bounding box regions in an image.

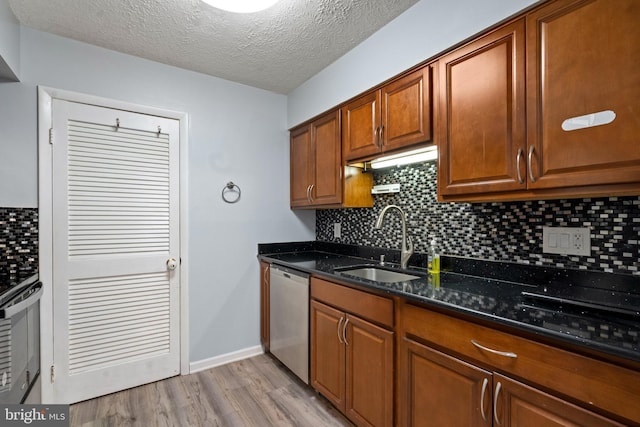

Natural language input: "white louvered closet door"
[51,99,180,404]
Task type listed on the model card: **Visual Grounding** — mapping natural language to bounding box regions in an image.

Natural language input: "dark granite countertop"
[258,242,640,364]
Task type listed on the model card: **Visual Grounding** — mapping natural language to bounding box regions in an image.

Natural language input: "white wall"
[287,0,539,127]
[0,82,33,205]
[0,0,19,81]
[0,27,315,363]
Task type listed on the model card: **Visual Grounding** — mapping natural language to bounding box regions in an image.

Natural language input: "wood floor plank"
[181,371,229,426]
[70,354,353,427]
[267,383,348,427]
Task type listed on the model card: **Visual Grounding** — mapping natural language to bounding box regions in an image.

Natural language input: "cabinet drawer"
[311,277,394,328]
[402,303,640,424]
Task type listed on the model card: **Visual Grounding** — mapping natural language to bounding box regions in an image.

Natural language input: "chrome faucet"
[375,204,414,269]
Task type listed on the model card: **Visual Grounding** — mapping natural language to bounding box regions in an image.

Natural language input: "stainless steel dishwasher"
[269,264,309,384]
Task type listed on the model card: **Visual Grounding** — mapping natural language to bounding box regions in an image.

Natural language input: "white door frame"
[37,86,190,403]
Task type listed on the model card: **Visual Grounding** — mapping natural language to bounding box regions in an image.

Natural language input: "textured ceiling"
[8,0,419,94]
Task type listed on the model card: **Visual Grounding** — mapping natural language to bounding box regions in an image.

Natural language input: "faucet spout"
[375,205,414,269]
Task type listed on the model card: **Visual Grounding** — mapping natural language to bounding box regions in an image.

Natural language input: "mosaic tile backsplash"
[317,162,640,276]
[0,208,39,282]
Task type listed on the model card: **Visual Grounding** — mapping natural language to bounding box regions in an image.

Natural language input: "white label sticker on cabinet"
[561,110,616,131]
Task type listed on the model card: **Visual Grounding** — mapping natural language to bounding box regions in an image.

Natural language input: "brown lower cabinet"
[399,303,638,426]
[259,261,269,352]
[400,338,624,427]
[400,338,492,426]
[495,373,623,427]
[260,268,639,425]
[310,278,394,427]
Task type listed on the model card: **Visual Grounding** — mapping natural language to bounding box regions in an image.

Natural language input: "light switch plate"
[333,222,341,239]
[542,226,591,256]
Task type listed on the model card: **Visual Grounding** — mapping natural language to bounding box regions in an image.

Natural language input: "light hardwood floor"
[70,353,352,427]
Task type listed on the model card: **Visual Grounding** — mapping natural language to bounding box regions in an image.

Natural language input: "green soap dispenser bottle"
[427,238,440,274]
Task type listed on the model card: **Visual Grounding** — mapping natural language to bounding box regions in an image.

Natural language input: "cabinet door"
[382,66,432,153]
[526,0,640,189]
[259,262,270,352]
[345,314,394,427]
[311,110,342,205]
[342,91,381,161]
[290,125,313,207]
[438,19,526,197]
[310,300,346,412]
[494,374,625,427]
[399,337,492,427]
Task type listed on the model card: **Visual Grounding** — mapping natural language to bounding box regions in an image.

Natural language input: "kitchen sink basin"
[338,267,421,283]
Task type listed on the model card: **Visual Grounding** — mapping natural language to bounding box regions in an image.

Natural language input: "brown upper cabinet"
[290,110,342,208]
[342,66,433,162]
[526,0,640,191]
[293,0,640,205]
[439,0,640,202]
[437,19,526,198]
[290,109,373,209]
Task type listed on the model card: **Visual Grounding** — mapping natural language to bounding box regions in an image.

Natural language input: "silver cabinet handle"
[494,381,502,426]
[379,125,385,147]
[374,126,379,147]
[306,185,311,202]
[342,317,350,345]
[528,145,536,183]
[480,377,489,421]
[166,258,178,271]
[516,148,524,184]
[471,340,517,359]
[337,316,344,344]
[263,264,269,283]
[309,184,314,202]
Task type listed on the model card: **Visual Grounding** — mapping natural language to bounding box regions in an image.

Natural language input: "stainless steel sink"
[339,267,421,283]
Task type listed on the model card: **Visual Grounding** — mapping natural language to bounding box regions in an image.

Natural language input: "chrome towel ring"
[222,181,241,203]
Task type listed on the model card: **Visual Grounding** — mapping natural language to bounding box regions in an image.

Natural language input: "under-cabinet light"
[201,0,280,13]
[369,146,438,169]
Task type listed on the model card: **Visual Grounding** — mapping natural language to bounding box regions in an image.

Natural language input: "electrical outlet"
[542,226,591,256]
[333,223,341,239]
[573,232,584,251]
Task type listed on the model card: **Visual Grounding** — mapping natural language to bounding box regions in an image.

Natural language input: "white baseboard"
[189,345,264,374]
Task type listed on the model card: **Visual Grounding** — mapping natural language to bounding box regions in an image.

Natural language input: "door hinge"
[49,128,54,145]
[50,365,55,383]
